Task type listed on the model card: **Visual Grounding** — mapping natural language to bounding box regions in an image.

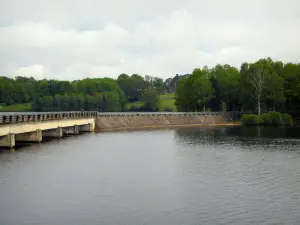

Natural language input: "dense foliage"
[0,57,300,114]
[175,58,300,116]
[241,112,293,126]
[0,75,165,112]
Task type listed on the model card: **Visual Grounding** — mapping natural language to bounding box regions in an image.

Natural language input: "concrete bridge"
[0,111,97,149]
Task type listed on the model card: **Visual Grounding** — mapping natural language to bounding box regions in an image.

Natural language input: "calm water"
[1,126,300,225]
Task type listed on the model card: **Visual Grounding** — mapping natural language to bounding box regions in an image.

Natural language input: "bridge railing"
[0,111,97,124]
[97,111,243,116]
[0,111,246,124]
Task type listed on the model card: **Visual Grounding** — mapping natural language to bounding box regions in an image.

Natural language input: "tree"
[76,94,85,110]
[85,95,97,110]
[102,91,122,112]
[141,88,160,111]
[43,96,54,111]
[264,70,285,111]
[117,73,132,100]
[164,74,189,93]
[210,64,240,111]
[1,57,300,115]
[130,74,147,101]
[175,68,214,111]
[281,63,300,113]
[240,58,285,115]
[54,94,62,111]
[0,77,14,105]
[152,77,165,93]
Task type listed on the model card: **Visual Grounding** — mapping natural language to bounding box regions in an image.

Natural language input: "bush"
[259,112,282,125]
[242,112,293,126]
[127,106,141,112]
[241,114,260,125]
[162,107,174,112]
[282,113,293,126]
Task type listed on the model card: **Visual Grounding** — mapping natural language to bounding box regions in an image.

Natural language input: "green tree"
[281,63,300,113]
[210,64,240,111]
[141,88,160,111]
[43,96,54,111]
[117,73,132,100]
[175,68,214,111]
[240,58,285,115]
[1,57,300,116]
[130,74,147,101]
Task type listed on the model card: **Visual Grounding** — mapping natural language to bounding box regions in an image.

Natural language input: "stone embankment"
[95,113,240,132]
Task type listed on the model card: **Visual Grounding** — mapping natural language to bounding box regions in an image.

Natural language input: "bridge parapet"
[0,111,97,125]
[97,111,243,117]
[0,111,245,124]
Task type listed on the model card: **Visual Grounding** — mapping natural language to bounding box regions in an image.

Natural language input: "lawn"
[125,101,144,110]
[0,103,32,112]
[125,93,177,111]
[159,93,176,111]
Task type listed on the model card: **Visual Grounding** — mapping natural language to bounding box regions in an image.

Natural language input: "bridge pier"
[63,125,79,135]
[15,130,42,143]
[79,123,93,132]
[0,134,15,149]
[42,128,63,138]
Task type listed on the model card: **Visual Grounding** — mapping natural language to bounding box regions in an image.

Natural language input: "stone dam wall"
[95,113,240,131]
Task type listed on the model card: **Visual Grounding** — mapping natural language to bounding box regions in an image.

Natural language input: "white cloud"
[14,64,50,80]
[0,0,300,80]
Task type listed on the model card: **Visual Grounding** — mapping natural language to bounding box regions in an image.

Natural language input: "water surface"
[1,126,300,225]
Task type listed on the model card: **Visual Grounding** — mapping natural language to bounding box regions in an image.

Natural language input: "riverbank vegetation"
[241,112,293,126]
[174,58,300,115]
[1,57,300,117]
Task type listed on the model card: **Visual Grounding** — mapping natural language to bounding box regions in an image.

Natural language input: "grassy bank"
[0,103,32,112]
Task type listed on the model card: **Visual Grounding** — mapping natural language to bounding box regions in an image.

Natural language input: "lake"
[1,126,300,225]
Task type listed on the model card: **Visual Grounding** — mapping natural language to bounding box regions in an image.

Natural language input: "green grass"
[159,93,176,111]
[125,93,177,111]
[0,103,32,112]
[125,101,144,110]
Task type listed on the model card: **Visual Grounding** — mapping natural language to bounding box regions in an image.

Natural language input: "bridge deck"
[0,111,97,124]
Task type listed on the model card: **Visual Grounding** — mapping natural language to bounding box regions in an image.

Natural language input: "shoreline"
[95,122,241,133]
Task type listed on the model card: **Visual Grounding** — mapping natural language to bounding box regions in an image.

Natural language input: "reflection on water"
[175,126,300,149]
[1,127,300,225]
[176,125,300,139]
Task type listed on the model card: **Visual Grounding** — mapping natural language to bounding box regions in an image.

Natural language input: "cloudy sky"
[1,0,300,80]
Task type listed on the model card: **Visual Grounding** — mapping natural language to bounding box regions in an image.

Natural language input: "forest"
[0,57,300,115]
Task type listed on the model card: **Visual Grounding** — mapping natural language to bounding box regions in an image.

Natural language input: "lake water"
[1,126,300,225]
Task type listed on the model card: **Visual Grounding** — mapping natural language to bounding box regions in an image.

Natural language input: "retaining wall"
[95,113,238,131]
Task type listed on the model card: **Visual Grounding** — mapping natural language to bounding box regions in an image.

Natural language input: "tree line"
[0,74,171,112]
[0,57,300,114]
[175,58,300,116]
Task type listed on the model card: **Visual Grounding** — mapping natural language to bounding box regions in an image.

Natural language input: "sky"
[0,0,300,80]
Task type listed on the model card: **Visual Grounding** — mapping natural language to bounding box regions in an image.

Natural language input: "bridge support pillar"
[42,128,63,138]
[63,125,79,135]
[79,123,93,132]
[0,134,15,149]
[15,130,42,143]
